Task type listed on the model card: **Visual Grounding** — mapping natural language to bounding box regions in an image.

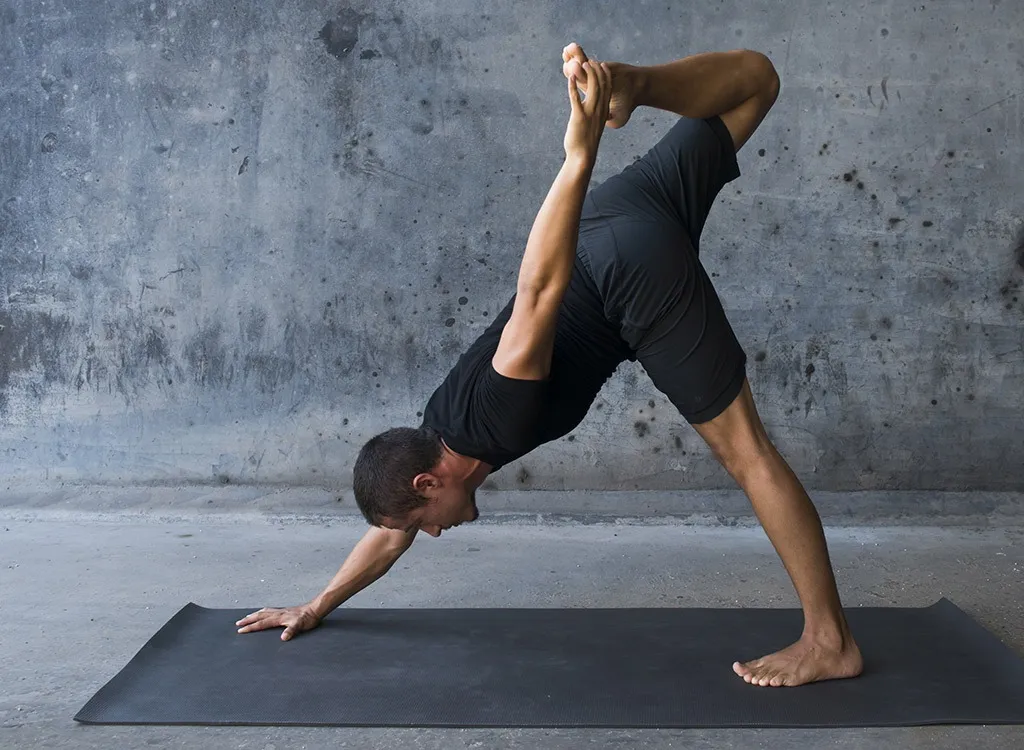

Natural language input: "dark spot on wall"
[444,318,455,327]
[754,350,767,362]
[922,220,933,227]
[931,399,938,406]
[888,217,902,228]
[870,333,878,341]
[857,182,864,190]
[648,399,655,408]
[843,173,853,182]
[0,310,75,414]
[947,150,955,158]
[69,264,93,281]
[183,323,229,387]
[516,466,530,484]
[1013,225,1024,270]
[805,362,816,379]
[458,296,468,305]
[758,148,765,157]
[673,435,682,450]
[633,421,649,438]
[319,9,363,60]
[217,474,231,484]
[359,49,381,59]
[430,38,442,53]
[881,28,889,36]
[41,133,58,152]
[881,317,892,329]
[567,435,575,442]
[410,122,433,135]
[237,155,250,175]
[144,328,169,364]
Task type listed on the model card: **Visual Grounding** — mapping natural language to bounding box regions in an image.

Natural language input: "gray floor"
[2,490,1023,749]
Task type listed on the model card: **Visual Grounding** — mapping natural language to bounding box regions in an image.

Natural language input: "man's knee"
[708,433,775,482]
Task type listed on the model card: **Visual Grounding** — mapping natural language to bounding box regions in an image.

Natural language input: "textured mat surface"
[75,599,1024,727]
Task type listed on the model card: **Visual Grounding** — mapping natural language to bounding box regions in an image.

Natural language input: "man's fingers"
[598,62,612,118]
[281,627,295,641]
[235,612,262,627]
[568,73,582,113]
[236,611,283,633]
[563,59,586,87]
[584,61,603,114]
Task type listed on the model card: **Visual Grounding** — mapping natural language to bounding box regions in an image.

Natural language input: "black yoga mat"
[75,599,1024,727]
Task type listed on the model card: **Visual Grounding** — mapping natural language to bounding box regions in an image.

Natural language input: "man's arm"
[490,155,594,381]
[236,525,416,640]
[492,61,613,381]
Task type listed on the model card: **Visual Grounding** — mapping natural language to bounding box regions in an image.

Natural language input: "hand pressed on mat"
[236,605,321,641]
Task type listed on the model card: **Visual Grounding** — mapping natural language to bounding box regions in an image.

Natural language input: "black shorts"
[576,115,747,424]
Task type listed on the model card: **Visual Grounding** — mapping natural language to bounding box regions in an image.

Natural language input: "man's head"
[352,426,480,537]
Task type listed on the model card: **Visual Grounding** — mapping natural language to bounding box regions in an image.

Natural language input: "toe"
[732,661,748,677]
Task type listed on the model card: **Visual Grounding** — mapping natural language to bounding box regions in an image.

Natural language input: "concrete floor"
[2,492,1023,749]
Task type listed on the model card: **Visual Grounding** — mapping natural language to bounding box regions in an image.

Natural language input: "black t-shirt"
[421,256,630,473]
[422,117,738,473]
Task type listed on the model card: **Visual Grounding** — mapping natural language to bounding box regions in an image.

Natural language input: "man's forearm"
[515,154,594,299]
[623,49,778,120]
[307,526,414,618]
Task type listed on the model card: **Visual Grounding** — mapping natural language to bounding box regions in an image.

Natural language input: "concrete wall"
[2,0,1022,492]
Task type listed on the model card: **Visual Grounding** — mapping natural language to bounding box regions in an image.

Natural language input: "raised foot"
[733,635,864,687]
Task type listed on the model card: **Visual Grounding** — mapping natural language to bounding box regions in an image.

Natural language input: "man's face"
[387,482,479,537]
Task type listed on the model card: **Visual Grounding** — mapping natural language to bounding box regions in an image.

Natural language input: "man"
[238,44,864,689]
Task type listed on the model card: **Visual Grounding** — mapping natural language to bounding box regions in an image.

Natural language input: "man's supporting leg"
[692,378,864,687]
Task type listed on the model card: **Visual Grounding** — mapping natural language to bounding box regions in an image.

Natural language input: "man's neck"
[440,439,491,483]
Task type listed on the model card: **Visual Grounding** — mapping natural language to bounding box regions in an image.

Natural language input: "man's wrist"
[307,595,335,620]
[562,150,596,175]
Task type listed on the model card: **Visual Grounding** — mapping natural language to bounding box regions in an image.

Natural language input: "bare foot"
[561,42,636,129]
[733,633,864,687]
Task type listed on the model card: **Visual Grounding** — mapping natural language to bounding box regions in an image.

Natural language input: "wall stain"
[319,8,364,61]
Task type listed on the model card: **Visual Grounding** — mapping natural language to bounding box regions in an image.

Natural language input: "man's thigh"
[634,260,748,426]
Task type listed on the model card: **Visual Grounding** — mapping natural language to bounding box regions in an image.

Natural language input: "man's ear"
[412,472,440,495]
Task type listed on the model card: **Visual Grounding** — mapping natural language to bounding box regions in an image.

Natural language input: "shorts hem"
[684,362,747,425]
[704,115,741,184]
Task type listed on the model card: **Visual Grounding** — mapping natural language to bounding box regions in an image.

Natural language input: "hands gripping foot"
[561,42,637,129]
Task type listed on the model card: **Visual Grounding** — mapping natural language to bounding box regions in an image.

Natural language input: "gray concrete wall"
[1,0,1022,492]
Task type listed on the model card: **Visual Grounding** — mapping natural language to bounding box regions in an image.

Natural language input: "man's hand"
[562,43,637,130]
[236,605,321,641]
[563,57,612,162]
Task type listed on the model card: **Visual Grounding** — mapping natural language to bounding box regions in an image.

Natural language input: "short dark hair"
[353,426,443,525]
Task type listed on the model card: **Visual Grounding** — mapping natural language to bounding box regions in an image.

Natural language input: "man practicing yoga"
[238,44,864,688]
